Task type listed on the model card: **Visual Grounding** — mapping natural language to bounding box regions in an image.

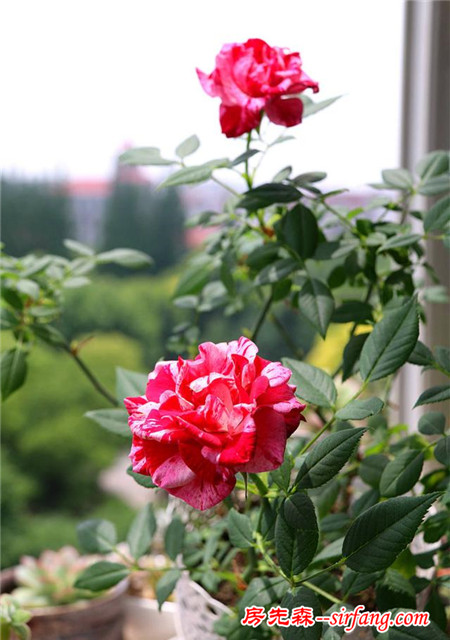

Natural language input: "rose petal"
[237,407,287,472]
[219,103,262,138]
[265,96,304,127]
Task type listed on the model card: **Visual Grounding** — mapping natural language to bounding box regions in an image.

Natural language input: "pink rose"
[197,38,319,138]
[125,337,305,510]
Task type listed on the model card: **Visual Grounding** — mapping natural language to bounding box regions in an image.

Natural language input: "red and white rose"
[125,337,305,510]
[197,38,319,137]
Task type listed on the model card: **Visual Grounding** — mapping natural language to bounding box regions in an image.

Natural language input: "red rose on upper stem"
[125,337,306,510]
[197,38,319,138]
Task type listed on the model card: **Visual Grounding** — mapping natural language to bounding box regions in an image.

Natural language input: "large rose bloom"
[125,337,305,510]
[197,38,319,138]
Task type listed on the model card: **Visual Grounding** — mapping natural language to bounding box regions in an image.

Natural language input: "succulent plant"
[0,594,31,640]
[10,546,102,608]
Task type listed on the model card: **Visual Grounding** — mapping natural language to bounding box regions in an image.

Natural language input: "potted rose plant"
[75,37,450,640]
[2,37,449,640]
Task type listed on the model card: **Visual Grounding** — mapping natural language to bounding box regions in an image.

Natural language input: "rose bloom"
[197,38,319,138]
[125,337,305,510]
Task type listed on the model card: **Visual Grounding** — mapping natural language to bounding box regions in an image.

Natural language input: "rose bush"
[3,34,449,640]
[197,38,319,137]
[125,337,305,510]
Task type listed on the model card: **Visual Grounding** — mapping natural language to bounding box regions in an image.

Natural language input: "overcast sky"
[2,0,405,188]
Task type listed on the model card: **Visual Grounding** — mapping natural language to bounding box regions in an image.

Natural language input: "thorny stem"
[211,175,240,197]
[251,291,274,342]
[298,417,335,457]
[254,534,288,582]
[298,379,369,458]
[330,283,375,380]
[319,200,354,231]
[296,558,346,589]
[244,132,253,189]
[301,580,342,605]
[64,345,118,407]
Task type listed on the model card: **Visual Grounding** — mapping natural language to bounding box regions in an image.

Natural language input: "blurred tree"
[1,177,72,256]
[0,332,143,566]
[102,166,186,274]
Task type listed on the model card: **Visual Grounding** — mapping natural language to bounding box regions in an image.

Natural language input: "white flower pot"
[123,596,179,640]
[174,574,231,640]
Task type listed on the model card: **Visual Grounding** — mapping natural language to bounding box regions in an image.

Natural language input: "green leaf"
[280,587,322,640]
[276,204,319,259]
[85,409,130,437]
[295,428,365,489]
[174,254,216,297]
[416,150,449,180]
[1,288,23,310]
[342,333,369,381]
[342,567,382,595]
[381,168,414,190]
[270,454,293,491]
[116,367,147,401]
[230,148,260,167]
[63,238,94,256]
[414,385,450,407]
[238,183,301,211]
[77,519,117,553]
[63,276,91,288]
[359,298,419,382]
[408,340,434,366]
[379,449,425,497]
[159,159,229,188]
[239,576,287,614]
[435,346,450,375]
[32,324,66,346]
[343,493,440,572]
[418,412,446,435]
[424,196,450,232]
[379,569,416,598]
[351,488,380,517]
[293,171,327,185]
[16,279,40,299]
[422,285,449,303]
[423,512,449,543]
[127,504,157,560]
[227,509,253,548]
[155,569,181,608]
[74,561,129,591]
[275,493,319,577]
[119,146,175,166]
[1,348,27,400]
[301,94,342,118]
[175,134,200,159]
[0,307,19,330]
[96,248,152,268]
[313,536,344,563]
[418,174,450,196]
[335,397,384,420]
[254,258,299,285]
[434,437,450,466]
[126,465,156,488]
[332,301,373,324]
[283,359,337,408]
[298,278,335,338]
[359,454,389,488]
[273,165,292,182]
[378,233,422,252]
[164,517,185,560]
[315,480,342,518]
